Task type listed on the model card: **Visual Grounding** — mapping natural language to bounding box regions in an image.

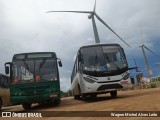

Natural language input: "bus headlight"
[122,73,130,80]
[83,77,96,83]
[14,92,22,96]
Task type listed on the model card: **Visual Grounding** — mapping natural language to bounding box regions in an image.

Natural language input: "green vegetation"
[154,77,160,81]
[60,89,73,98]
[150,83,157,88]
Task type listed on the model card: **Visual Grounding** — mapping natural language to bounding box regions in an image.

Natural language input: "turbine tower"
[47,0,131,47]
[140,45,152,80]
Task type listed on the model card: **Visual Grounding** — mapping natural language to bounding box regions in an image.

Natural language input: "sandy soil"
[1,87,160,120]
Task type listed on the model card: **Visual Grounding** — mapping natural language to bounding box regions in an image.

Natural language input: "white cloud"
[60,77,71,92]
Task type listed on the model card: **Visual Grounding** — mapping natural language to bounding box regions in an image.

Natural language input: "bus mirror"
[58,61,62,67]
[5,66,9,74]
[57,58,62,67]
[58,60,62,67]
[5,62,12,75]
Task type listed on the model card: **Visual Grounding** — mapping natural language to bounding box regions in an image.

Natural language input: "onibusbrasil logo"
[1,112,42,117]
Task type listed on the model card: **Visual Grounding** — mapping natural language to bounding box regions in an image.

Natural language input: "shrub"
[150,83,157,88]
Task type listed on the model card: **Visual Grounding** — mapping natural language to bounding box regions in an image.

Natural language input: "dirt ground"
[1,87,160,120]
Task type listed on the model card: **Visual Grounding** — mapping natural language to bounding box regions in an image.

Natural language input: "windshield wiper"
[39,58,47,73]
[23,60,29,70]
[40,58,46,69]
[95,51,98,64]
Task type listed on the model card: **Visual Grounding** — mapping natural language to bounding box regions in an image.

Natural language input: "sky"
[0,0,160,92]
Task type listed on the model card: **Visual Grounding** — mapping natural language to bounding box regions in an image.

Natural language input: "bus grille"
[97,84,123,91]
[19,85,51,95]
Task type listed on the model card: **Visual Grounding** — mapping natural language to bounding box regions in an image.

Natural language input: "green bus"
[5,52,62,110]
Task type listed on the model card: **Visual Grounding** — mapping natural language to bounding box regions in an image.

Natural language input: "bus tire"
[53,99,61,105]
[73,89,81,100]
[110,91,117,98]
[81,93,87,101]
[74,95,81,100]
[22,103,32,110]
[0,98,2,110]
[77,84,83,100]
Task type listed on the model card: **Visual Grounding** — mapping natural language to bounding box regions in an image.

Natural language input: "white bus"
[71,44,132,100]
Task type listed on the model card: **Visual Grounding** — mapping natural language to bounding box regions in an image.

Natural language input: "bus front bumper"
[83,81,133,93]
[11,93,60,104]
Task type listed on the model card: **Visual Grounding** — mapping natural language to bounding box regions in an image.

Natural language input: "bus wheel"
[53,99,61,105]
[22,103,32,110]
[81,94,87,101]
[74,95,81,100]
[110,91,117,98]
[0,98,2,110]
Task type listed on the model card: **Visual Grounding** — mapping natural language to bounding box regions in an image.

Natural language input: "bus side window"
[71,58,79,83]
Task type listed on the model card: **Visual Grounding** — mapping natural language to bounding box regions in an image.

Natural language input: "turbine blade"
[144,45,160,60]
[46,11,91,14]
[93,0,96,12]
[95,13,131,48]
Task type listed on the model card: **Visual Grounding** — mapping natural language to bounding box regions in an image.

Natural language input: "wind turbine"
[47,0,131,47]
[140,44,160,81]
[139,26,160,80]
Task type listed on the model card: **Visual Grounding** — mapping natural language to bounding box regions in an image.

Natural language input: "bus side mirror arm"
[128,67,138,70]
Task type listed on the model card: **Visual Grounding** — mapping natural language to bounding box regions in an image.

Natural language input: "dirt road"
[1,88,160,120]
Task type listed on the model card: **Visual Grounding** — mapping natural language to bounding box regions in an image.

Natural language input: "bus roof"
[13,52,57,60]
[79,43,122,50]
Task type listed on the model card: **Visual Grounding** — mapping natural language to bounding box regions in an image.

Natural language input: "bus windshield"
[12,58,57,84]
[81,46,127,72]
